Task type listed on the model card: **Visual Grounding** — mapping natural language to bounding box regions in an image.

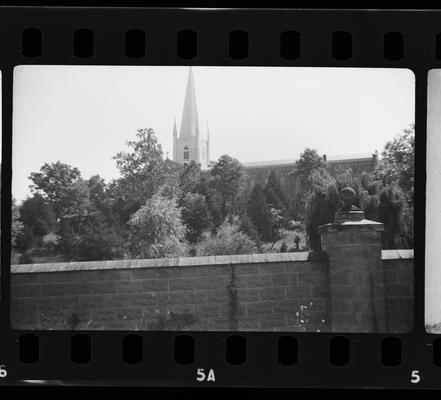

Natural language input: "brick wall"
[10,251,413,332]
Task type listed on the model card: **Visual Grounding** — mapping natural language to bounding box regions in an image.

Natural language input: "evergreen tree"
[247,184,274,242]
[180,192,211,243]
[264,171,290,217]
[238,214,261,246]
[209,155,247,219]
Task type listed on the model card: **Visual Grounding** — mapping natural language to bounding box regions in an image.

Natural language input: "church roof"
[242,154,374,169]
[179,67,199,138]
[326,153,373,162]
[243,159,297,168]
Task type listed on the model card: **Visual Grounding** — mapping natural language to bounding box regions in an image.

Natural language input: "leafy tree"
[113,128,179,222]
[87,174,107,212]
[57,212,124,261]
[305,175,340,251]
[179,160,201,195]
[29,161,81,219]
[15,194,56,252]
[180,192,211,243]
[197,216,257,256]
[61,178,92,218]
[359,175,412,249]
[11,199,23,249]
[377,185,410,248]
[161,158,181,199]
[128,193,188,259]
[295,148,327,174]
[293,149,330,221]
[209,155,247,218]
[375,125,414,206]
[247,184,274,242]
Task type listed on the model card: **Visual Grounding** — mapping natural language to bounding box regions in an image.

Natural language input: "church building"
[173,67,210,169]
[173,67,377,200]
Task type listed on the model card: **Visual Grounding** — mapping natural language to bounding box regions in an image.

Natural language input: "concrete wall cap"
[11,251,326,274]
[318,219,384,233]
[381,249,414,260]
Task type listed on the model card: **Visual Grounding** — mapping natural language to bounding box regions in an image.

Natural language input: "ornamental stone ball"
[340,186,359,211]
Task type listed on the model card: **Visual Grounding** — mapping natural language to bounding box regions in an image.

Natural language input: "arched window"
[184,146,189,160]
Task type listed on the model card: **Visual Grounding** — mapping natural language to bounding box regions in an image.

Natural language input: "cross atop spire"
[179,67,199,138]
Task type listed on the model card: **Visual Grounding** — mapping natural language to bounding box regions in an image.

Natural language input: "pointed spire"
[173,117,177,136]
[179,67,199,138]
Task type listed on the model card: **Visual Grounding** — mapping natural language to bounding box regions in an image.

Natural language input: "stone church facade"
[173,67,210,169]
[173,67,377,199]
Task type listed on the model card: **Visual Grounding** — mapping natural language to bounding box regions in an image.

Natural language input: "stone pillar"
[318,187,386,333]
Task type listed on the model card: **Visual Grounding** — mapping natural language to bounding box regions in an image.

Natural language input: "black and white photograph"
[10,66,414,332]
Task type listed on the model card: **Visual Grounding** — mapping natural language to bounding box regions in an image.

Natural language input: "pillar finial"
[334,187,364,223]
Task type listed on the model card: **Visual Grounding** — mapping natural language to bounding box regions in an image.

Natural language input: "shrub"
[197,216,258,256]
[128,193,188,259]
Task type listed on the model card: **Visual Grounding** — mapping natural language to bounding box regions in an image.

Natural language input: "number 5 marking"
[410,370,420,384]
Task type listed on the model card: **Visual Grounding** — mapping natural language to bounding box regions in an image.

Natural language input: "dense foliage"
[12,125,414,263]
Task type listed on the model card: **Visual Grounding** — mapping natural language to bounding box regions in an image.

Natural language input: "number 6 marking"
[0,365,7,378]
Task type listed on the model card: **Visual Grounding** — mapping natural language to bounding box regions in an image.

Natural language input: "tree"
[57,212,124,261]
[15,194,56,252]
[264,171,290,217]
[113,128,179,222]
[247,184,274,242]
[197,216,257,256]
[11,199,23,249]
[180,192,211,243]
[295,148,327,174]
[238,214,261,246]
[29,161,82,220]
[128,193,188,259]
[87,174,107,212]
[375,125,414,207]
[377,185,410,248]
[209,155,247,218]
[305,174,340,251]
[293,149,330,220]
[179,160,201,195]
[359,175,412,249]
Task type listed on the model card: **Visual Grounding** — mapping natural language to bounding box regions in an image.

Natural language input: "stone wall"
[10,250,413,332]
[383,251,414,333]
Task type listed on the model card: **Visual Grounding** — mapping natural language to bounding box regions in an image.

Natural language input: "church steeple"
[173,67,210,169]
[179,66,199,138]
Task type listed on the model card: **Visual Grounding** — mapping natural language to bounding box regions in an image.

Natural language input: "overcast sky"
[12,66,414,202]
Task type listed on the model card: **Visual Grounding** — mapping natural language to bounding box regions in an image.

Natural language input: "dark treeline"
[11,125,414,264]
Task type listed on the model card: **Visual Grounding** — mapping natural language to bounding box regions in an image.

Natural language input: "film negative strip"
[0,5,437,389]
